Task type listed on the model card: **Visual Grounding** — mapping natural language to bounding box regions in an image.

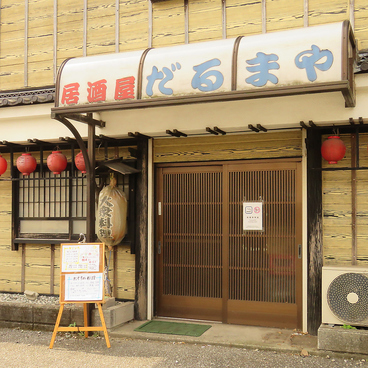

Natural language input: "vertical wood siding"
[308,0,348,26]
[86,1,115,56]
[56,1,84,65]
[152,0,185,47]
[28,0,54,87]
[114,245,135,300]
[0,0,25,89]
[119,0,149,52]
[1,0,368,90]
[188,0,222,43]
[0,154,20,292]
[355,0,368,49]
[322,133,368,267]
[356,133,368,265]
[226,0,262,38]
[266,0,304,32]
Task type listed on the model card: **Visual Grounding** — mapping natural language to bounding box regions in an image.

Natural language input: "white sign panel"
[61,244,100,273]
[58,50,143,106]
[243,201,263,231]
[57,22,349,108]
[141,39,233,99]
[64,273,103,301]
[237,22,342,90]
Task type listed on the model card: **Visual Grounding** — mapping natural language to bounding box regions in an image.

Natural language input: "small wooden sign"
[60,243,104,303]
[49,242,110,349]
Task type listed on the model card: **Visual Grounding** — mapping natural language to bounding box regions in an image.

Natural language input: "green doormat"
[134,320,211,337]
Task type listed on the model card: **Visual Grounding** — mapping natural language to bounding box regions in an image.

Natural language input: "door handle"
[158,241,162,255]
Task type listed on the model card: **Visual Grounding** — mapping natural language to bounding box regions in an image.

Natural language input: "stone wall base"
[318,324,368,355]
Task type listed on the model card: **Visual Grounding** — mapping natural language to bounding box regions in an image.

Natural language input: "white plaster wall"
[0,103,89,143]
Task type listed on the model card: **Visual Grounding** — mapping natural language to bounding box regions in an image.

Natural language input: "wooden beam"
[50,244,55,295]
[21,244,26,293]
[135,138,149,320]
[351,133,357,265]
[306,129,323,336]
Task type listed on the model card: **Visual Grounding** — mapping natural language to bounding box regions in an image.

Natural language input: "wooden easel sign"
[49,242,111,349]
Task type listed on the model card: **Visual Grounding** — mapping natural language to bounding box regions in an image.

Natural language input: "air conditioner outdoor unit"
[322,266,368,327]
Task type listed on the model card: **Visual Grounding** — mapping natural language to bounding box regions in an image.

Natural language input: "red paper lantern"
[321,136,346,164]
[0,155,7,176]
[47,151,67,175]
[17,153,37,175]
[75,151,86,173]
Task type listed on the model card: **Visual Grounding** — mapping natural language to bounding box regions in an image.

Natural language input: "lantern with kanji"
[74,151,86,173]
[0,155,7,176]
[16,153,37,175]
[47,151,67,175]
[321,136,346,164]
[97,176,128,247]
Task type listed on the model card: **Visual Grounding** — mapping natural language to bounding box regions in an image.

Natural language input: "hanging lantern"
[47,151,67,175]
[97,175,128,247]
[321,136,346,164]
[74,151,86,173]
[0,155,7,176]
[16,153,37,175]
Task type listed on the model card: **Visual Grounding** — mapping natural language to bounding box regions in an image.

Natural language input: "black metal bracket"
[206,126,226,135]
[248,124,259,132]
[128,132,151,139]
[256,124,267,132]
[52,112,105,128]
[166,129,187,137]
[206,127,219,135]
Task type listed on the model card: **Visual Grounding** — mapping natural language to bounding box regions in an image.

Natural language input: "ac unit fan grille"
[327,272,368,324]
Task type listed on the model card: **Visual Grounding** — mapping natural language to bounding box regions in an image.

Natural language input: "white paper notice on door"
[243,201,263,231]
[64,273,103,301]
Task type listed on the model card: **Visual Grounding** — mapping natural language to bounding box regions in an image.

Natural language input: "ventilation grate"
[327,272,368,324]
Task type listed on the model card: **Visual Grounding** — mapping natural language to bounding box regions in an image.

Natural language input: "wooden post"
[351,132,357,265]
[86,118,96,328]
[135,138,149,320]
[306,129,323,336]
[49,304,65,349]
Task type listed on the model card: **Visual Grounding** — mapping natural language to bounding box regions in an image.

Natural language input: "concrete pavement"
[110,319,318,356]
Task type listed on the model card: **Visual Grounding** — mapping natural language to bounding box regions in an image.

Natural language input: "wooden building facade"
[1,0,368,335]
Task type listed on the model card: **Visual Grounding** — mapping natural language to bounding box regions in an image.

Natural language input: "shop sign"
[243,201,263,231]
[56,21,355,109]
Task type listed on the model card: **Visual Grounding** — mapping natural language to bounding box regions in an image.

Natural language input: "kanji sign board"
[55,21,355,109]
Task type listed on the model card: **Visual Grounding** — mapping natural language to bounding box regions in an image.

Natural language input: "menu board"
[62,244,100,272]
[60,243,104,303]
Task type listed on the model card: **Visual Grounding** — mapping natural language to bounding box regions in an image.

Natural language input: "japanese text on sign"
[64,273,103,301]
[58,22,345,107]
[243,201,263,231]
[62,244,100,273]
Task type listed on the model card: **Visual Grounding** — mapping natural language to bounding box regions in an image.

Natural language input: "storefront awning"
[53,20,356,115]
[96,159,140,175]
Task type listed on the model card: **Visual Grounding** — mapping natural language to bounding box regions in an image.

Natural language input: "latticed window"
[15,166,88,243]
[13,163,134,249]
[9,140,138,252]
